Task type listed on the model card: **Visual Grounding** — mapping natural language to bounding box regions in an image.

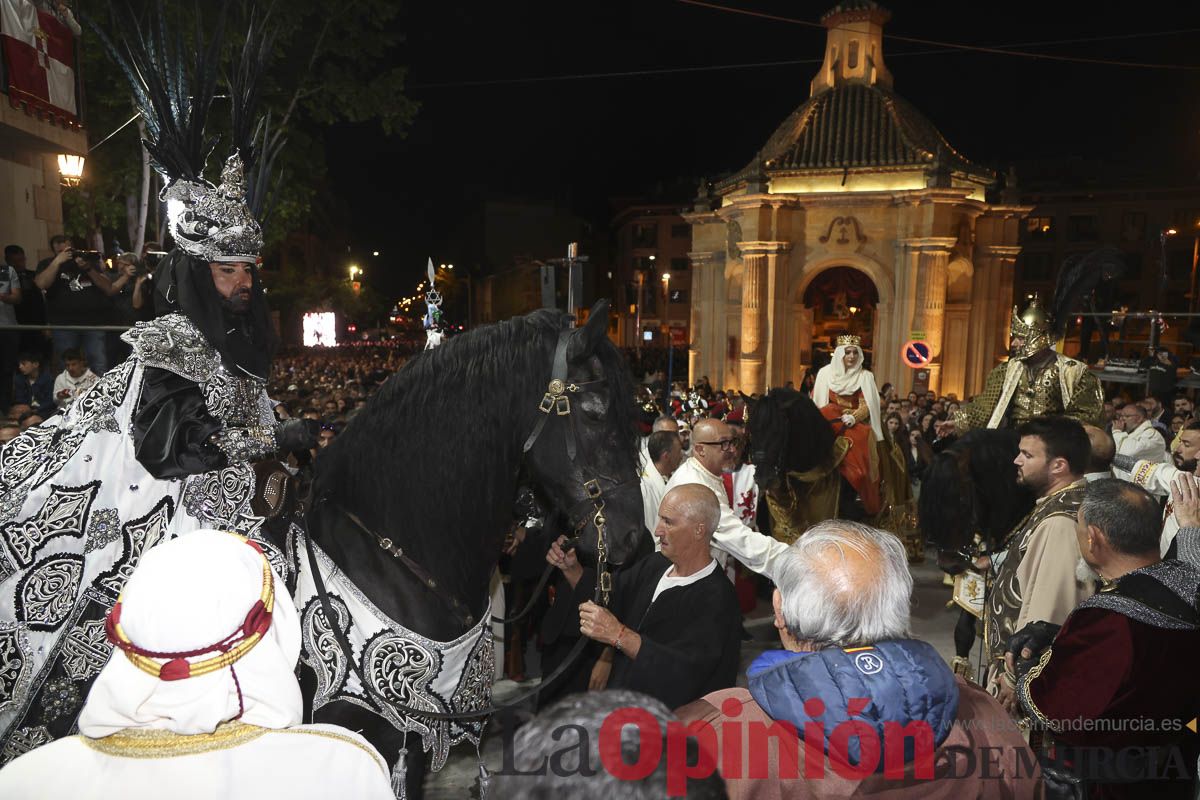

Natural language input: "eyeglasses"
[696,438,738,452]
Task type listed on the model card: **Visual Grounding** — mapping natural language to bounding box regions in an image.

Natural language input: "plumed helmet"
[1009,294,1054,359]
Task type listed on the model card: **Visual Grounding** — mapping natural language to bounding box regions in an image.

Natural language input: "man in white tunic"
[1113,419,1200,556]
[0,530,394,799]
[639,429,684,541]
[666,417,790,580]
[1111,401,1169,465]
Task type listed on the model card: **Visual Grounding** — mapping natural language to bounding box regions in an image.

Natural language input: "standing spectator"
[1112,402,1169,464]
[1141,346,1178,416]
[106,252,140,364]
[640,429,684,540]
[9,244,48,363]
[0,246,23,411]
[34,235,129,376]
[1139,396,1172,442]
[52,348,98,410]
[11,351,54,417]
[1173,394,1193,421]
[906,427,933,491]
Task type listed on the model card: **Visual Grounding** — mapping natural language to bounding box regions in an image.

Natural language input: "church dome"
[719,2,993,193]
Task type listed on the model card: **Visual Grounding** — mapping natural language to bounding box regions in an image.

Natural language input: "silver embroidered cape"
[0,313,283,762]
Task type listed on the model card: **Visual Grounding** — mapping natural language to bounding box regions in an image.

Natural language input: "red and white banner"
[0,0,78,125]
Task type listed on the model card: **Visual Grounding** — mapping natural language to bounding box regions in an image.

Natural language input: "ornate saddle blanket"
[290,525,492,777]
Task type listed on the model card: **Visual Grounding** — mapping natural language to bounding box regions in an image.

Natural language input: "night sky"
[326,0,1200,298]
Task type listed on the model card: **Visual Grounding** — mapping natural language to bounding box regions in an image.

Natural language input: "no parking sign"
[902,340,931,369]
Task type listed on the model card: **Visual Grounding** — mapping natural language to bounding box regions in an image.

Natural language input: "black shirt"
[36,257,113,325]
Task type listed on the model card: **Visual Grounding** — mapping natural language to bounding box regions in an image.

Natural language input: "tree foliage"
[69,0,417,262]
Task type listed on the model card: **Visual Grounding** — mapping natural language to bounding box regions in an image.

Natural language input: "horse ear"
[568,299,610,362]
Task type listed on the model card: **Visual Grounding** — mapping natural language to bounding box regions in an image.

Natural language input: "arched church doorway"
[802,266,880,369]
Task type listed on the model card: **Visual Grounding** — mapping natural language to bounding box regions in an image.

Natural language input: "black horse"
[285,301,644,798]
[748,387,884,537]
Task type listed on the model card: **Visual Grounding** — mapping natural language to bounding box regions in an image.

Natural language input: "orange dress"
[818,388,882,515]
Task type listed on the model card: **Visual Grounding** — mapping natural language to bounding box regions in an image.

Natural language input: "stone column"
[907,237,957,393]
[739,252,767,394]
[687,250,723,386]
[740,241,792,390]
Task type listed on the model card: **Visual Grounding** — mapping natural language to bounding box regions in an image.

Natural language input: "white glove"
[841,414,856,427]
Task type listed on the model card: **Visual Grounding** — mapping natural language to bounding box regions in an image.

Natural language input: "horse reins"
[303,324,634,721]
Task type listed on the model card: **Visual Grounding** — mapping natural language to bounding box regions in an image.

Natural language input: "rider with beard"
[1112,419,1200,558]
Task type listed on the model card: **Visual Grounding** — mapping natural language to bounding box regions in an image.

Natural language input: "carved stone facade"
[684,2,1030,398]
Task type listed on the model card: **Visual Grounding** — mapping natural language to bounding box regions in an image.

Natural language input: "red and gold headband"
[105,536,275,683]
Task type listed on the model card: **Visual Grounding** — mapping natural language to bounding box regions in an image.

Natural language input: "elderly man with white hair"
[0,530,394,800]
[679,520,1040,798]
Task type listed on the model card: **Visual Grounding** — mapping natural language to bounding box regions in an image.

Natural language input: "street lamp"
[57,154,84,186]
[1153,228,1179,351]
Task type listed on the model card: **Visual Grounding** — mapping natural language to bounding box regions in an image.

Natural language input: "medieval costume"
[952,297,1103,434]
[984,480,1094,682]
[1111,455,1184,556]
[606,552,741,709]
[666,456,791,579]
[1018,559,1200,799]
[812,335,883,515]
[0,13,313,760]
[679,640,1041,799]
[0,531,394,800]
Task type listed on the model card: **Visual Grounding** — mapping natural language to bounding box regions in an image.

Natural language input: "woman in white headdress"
[811,335,884,515]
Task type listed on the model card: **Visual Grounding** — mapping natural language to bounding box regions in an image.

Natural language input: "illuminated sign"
[303,312,337,347]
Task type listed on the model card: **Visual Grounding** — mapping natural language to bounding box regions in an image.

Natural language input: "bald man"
[575,485,741,709]
[1083,423,1115,482]
[665,417,790,579]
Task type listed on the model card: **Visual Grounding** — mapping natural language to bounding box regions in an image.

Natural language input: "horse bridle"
[303,324,637,723]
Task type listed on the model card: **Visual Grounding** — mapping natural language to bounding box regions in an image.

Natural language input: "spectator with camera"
[34,234,131,376]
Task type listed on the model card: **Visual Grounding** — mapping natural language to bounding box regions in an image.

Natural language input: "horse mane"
[756,387,836,474]
[919,428,1034,556]
[314,308,640,550]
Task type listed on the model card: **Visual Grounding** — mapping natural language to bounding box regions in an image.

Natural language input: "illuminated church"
[684,0,1030,397]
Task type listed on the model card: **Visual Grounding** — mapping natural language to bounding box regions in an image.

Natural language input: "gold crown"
[836,334,862,348]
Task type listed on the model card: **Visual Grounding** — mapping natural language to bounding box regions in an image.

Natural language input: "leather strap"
[522,328,573,458]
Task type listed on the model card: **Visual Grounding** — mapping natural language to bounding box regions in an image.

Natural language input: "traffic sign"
[902,340,931,368]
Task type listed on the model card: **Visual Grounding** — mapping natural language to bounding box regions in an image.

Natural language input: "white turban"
[78,530,302,738]
[811,344,884,441]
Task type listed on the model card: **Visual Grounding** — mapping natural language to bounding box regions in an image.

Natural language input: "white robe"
[665,457,789,580]
[639,463,669,546]
[0,724,395,800]
[1113,420,1170,466]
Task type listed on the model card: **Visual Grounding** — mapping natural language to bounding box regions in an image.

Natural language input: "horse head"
[522,300,643,567]
[747,387,836,493]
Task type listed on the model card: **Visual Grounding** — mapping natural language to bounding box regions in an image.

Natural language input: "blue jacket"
[12,370,54,415]
[747,639,959,772]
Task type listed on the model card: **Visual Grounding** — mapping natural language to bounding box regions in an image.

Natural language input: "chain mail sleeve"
[133,366,278,478]
[1177,526,1200,567]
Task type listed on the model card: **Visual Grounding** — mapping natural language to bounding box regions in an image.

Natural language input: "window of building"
[669,289,688,305]
[1171,208,1200,230]
[1024,216,1055,241]
[670,257,689,271]
[631,223,657,248]
[848,40,859,69]
[1067,215,1099,242]
[1120,212,1146,242]
[1121,251,1143,279]
[1020,252,1055,282]
[670,224,689,239]
[627,281,656,314]
[1167,249,1192,282]
[634,256,656,272]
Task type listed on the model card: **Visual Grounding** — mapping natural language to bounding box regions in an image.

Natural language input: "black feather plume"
[1050,245,1127,339]
[228,3,276,176]
[84,0,232,184]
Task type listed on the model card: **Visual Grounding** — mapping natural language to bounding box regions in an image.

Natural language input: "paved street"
[423,549,966,797]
